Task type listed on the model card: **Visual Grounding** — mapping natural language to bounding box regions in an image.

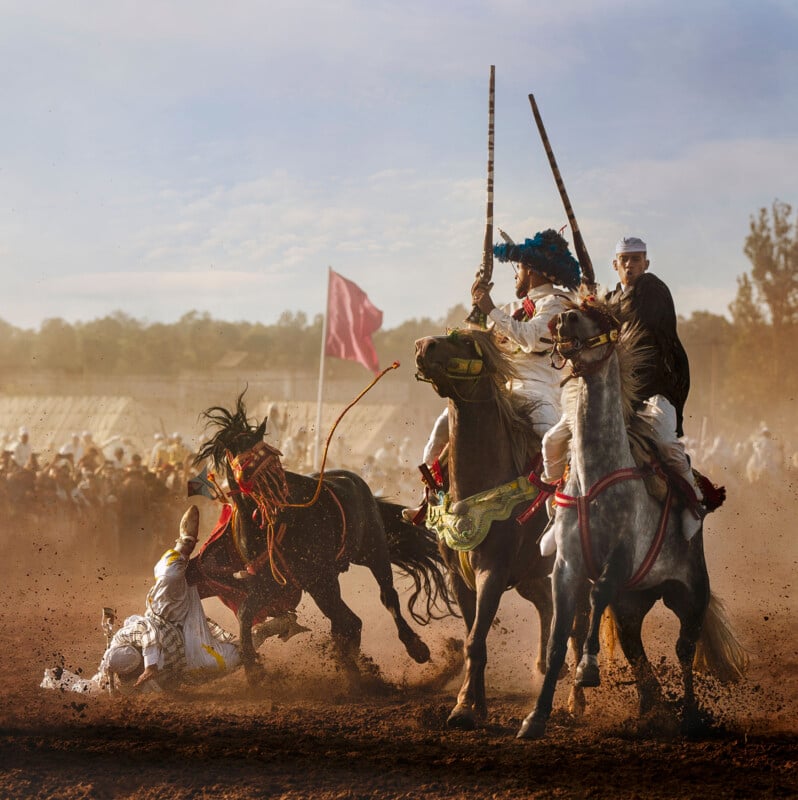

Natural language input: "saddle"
[626,420,725,513]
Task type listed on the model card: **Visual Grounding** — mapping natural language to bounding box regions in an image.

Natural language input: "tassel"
[695,471,726,512]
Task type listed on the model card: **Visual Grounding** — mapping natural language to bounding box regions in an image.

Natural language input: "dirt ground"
[0,481,796,800]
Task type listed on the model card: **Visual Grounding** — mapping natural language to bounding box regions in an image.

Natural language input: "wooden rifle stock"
[528,94,595,290]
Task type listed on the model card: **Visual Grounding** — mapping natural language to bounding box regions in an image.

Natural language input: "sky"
[2,0,797,332]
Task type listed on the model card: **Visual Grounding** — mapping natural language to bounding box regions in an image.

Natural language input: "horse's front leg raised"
[448,566,505,730]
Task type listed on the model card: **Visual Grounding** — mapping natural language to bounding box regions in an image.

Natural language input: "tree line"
[1,201,795,427]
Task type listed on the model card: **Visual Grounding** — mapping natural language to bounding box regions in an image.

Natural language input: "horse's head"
[551,296,622,376]
[195,393,288,518]
[196,394,265,476]
[414,328,510,402]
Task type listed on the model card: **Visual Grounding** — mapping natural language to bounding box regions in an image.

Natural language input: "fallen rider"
[41,505,308,695]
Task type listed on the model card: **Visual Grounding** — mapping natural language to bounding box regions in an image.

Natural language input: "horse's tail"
[600,607,618,661]
[377,500,459,625]
[694,591,749,683]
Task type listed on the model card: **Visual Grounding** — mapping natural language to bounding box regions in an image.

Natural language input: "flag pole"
[314,268,331,471]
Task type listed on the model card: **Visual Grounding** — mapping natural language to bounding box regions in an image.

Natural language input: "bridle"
[415,331,487,402]
[548,301,621,379]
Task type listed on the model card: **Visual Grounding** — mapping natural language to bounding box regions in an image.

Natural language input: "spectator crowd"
[0,428,193,569]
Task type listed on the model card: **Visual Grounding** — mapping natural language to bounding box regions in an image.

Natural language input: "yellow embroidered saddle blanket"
[425,476,546,552]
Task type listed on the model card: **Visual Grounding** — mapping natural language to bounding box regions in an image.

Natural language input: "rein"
[555,466,673,588]
[549,327,619,378]
[221,362,399,582]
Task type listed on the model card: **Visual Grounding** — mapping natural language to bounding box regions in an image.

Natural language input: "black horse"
[191,394,454,686]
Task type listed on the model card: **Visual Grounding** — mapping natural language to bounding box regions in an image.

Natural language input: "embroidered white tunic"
[487,283,573,414]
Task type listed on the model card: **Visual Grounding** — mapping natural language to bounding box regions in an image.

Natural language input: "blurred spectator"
[167,433,190,468]
[58,432,83,464]
[149,433,169,473]
[11,427,32,469]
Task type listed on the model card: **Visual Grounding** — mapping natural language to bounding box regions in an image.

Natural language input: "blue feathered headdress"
[493,229,581,290]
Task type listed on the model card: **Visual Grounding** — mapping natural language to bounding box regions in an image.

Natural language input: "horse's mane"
[194,390,266,469]
[560,288,651,424]
[457,328,541,471]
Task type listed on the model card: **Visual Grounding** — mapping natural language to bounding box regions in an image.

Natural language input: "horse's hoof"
[567,687,586,718]
[516,714,547,740]
[406,637,431,664]
[575,662,600,688]
[446,704,477,730]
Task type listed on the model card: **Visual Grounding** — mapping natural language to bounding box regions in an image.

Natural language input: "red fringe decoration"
[695,471,726,511]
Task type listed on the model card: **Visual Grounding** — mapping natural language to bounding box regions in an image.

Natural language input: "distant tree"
[729,274,766,330]
[725,200,798,416]
[442,304,470,331]
[78,315,125,373]
[740,199,798,330]
[33,318,81,372]
[679,311,735,420]
[0,319,32,370]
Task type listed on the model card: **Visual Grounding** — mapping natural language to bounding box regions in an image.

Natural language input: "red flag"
[325,269,383,373]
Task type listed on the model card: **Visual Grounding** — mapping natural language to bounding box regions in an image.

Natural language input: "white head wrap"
[615,236,647,254]
[106,644,142,676]
[18,426,28,436]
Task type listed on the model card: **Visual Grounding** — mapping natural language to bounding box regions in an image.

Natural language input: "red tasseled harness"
[554,467,674,588]
[194,504,301,623]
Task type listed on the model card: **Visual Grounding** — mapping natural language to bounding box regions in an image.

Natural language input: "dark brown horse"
[415,328,588,729]
[191,394,454,687]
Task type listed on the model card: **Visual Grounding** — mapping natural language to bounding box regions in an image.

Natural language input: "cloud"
[1,2,795,331]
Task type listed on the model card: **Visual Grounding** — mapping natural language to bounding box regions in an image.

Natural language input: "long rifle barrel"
[528,94,595,289]
[466,65,496,326]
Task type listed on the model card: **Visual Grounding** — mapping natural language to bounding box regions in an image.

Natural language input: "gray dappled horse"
[193,394,454,688]
[518,296,747,739]
[415,328,588,730]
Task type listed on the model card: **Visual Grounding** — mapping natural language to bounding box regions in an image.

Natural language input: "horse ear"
[256,419,267,441]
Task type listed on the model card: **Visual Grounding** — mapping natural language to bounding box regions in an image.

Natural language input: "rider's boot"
[678,467,705,541]
[537,475,559,556]
[402,458,446,524]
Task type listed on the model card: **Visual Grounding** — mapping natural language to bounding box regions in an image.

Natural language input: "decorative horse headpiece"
[443,329,484,380]
[227,440,290,528]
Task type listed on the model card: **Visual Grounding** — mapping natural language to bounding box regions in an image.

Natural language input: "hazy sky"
[2,0,797,331]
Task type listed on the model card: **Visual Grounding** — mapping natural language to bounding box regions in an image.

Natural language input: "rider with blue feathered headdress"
[408,228,582,507]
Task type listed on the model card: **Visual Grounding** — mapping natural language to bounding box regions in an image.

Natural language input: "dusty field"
[0,482,795,799]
